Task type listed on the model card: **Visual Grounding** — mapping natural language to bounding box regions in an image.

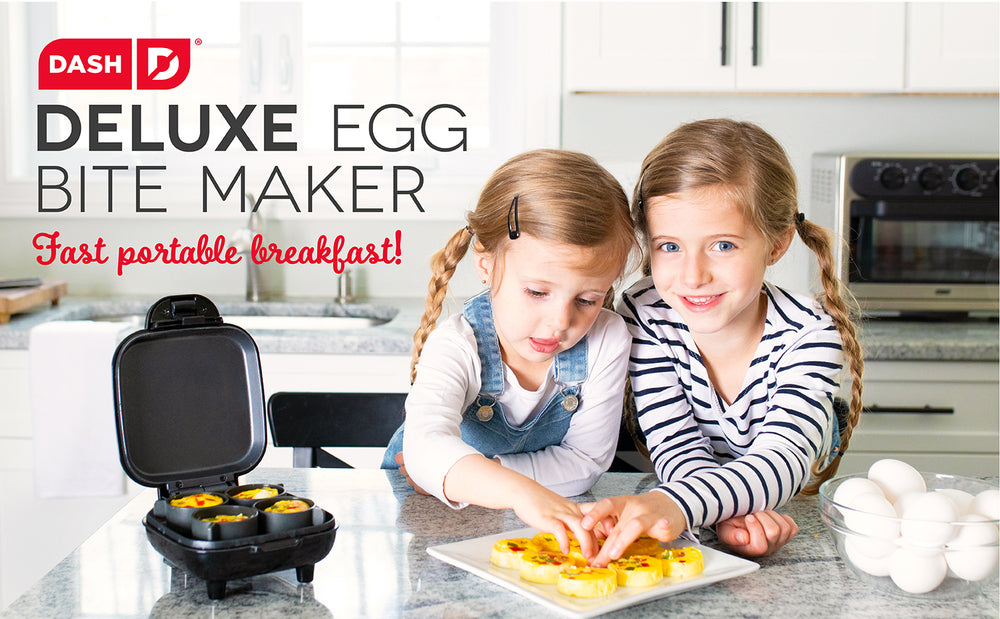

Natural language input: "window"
[0,2,560,219]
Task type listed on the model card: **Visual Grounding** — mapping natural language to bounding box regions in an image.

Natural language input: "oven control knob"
[954,166,982,192]
[878,165,907,190]
[917,166,945,191]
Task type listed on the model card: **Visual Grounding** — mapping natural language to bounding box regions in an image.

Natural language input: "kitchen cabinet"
[0,350,139,608]
[0,351,30,472]
[564,2,904,93]
[564,2,998,94]
[905,2,1000,92]
[839,360,1000,477]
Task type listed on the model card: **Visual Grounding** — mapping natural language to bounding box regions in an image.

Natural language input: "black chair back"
[267,392,406,468]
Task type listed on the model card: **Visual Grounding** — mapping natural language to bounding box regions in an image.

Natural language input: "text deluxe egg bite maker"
[112,294,337,600]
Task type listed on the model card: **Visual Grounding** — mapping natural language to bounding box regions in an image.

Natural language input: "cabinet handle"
[249,34,262,93]
[751,2,760,66]
[278,33,293,93]
[720,2,730,66]
[864,405,955,415]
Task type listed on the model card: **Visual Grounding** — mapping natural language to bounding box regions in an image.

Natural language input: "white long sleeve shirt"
[619,277,844,529]
[402,308,631,507]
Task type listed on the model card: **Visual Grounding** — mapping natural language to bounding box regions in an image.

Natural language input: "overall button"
[476,405,494,422]
[561,394,579,412]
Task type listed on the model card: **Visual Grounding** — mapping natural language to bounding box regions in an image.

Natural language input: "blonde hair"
[409,149,636,383]
[630,118,863,495]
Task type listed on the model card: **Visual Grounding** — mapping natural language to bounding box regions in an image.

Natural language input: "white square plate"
[427,527,759,618]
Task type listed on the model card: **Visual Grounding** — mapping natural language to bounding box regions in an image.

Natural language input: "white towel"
[29,321,133,498]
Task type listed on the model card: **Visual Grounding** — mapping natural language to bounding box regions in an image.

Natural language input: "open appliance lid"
[112,295,267,490]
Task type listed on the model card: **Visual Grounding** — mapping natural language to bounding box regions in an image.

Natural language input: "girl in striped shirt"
[583,119,864,562]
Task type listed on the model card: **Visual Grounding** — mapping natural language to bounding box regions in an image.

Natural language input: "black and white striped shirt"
[619,276,844,529]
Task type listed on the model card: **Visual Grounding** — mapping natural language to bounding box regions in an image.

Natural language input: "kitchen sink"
[89,314,390,331]
[78,301,397,332]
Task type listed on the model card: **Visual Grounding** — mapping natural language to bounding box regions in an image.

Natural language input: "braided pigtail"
[409,226,474,384]
[797,217,865,495]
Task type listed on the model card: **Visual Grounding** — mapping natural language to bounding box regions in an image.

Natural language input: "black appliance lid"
[113,294,266,492]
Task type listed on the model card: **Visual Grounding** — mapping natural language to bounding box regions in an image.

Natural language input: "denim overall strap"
[462,290,504,395]
[464,290,589,391]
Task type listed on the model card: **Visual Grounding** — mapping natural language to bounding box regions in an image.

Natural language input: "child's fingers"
[580,497,620,530]
[743,512,798,555]
[592,518,646,566]
[716,518,748,546]
[594,516,617,538]
[565,520,599,560]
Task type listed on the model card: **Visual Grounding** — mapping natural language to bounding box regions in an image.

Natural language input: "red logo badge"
[136,39,190,90]
[38,38,132,90]
[38,38,191,90]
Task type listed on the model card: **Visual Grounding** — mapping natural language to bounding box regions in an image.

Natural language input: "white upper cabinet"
[564,2,997,94]
[905,2,1000,92]
[733,3,904,92]
[563,3,735,91]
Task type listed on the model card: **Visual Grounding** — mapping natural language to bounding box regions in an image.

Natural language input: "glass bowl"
[819,472,999,599]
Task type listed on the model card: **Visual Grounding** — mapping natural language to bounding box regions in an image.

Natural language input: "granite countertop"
[0,295,427,355]
[0,295,997,360]
[2,468,996,618]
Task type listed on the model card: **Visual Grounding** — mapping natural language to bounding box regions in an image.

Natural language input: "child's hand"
[394,452,429,495]
[715,511,798,557]
[512,485,600,560]
[579,492,686,567]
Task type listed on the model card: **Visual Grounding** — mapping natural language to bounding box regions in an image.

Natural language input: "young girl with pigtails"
[382,149,636,556]
[582,119,865,562]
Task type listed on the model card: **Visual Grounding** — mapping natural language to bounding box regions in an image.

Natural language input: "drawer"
[846,361,999,455]
[0,351,31,439]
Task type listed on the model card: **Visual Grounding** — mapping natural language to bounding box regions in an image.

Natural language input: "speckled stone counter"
[0,295,424,355]
[2,469,996,618]
[1,295,997,360]
[858,317,999,361]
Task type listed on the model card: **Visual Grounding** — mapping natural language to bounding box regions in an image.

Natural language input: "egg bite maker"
[112,294,337,600]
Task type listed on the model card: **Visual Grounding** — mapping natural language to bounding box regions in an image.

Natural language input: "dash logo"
[39,38,191,90]
[136,39,190,90]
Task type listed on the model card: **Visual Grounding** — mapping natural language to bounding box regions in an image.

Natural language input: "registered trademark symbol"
[194,38,203,46]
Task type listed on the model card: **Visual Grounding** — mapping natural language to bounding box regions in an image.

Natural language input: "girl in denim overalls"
[381,150,636,555]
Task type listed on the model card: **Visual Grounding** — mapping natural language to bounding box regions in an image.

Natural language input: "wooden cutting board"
[0,281,68,323]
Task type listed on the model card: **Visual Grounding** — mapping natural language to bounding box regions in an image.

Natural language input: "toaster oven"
[811,153,999,316]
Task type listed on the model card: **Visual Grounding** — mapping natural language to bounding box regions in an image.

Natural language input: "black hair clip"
[636,171,645,211]
[507,195,520,240]
[796,212,806,224]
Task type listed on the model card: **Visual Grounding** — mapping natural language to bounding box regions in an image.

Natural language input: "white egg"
[843,492,900,541]
[834,477,885,506]
[845,535,892,576]
[934,488,974,517]
[971,488,1000,520]
[843,528,896,560]
[893,492,923,518]
[900,492,959,547]
[944,514,1000,582]
[889,547,947,594]
[948,513,1000,547]
[946,547,999,582]
[868,459,926,504]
